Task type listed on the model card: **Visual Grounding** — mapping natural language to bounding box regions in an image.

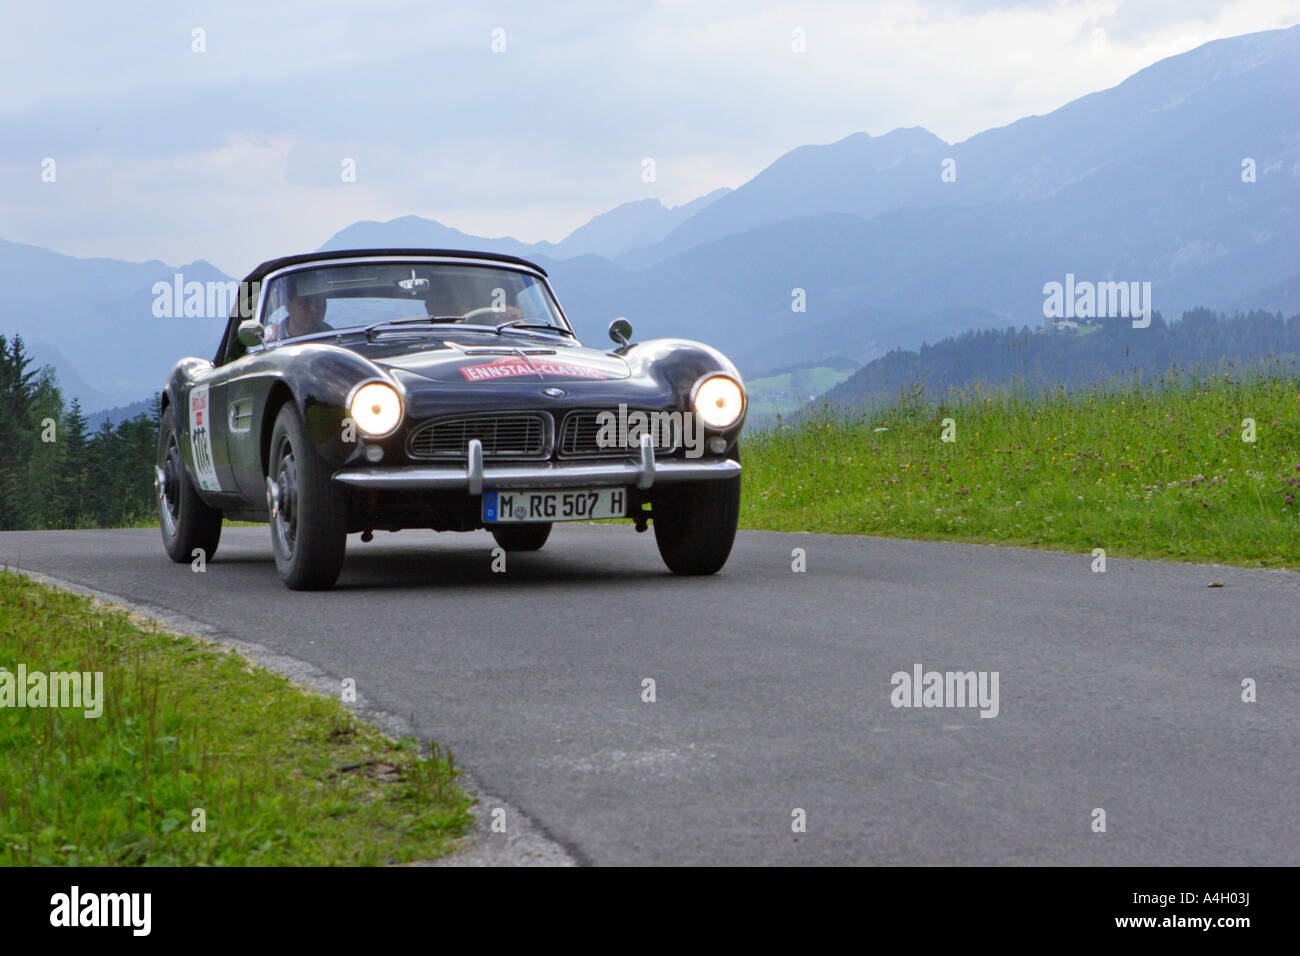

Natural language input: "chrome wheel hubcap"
[158,436,182,537]
[271,442,299,559]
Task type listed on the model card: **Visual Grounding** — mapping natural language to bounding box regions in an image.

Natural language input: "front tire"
[157,402,222,564]
[653,470,741,575]
[268,403,348,590]
[490,522,552,552]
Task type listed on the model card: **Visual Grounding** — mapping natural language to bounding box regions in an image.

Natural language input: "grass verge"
[742,372,1300,569]
[0,570,473,865]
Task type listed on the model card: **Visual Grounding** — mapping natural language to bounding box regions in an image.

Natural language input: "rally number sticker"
[188,384,221,491]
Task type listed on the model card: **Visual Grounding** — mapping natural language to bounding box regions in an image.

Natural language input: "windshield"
[260,261,568,343]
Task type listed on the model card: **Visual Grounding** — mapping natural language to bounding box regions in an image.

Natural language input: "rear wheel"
[490,522,552,552]
[268,403,348,590]
[156,402,222,564]
[653,467,741,576]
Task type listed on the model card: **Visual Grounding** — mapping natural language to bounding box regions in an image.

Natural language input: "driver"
[268,290,332,341]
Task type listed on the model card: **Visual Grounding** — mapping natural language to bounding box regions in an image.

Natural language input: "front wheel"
[268,403,348,590]
[653,471,741,575]
[490,522,552,552]
[157,402,222,564]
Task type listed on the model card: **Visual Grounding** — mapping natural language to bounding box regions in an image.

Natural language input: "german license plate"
[483,487,628,523]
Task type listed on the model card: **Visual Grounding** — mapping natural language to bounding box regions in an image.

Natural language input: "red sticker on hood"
[460,355,608,381]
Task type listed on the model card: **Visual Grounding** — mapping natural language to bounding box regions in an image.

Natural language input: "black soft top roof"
[241,248,548,284]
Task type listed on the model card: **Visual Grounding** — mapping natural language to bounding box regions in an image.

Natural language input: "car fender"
[252,342,401,473]
[620,337,746,435]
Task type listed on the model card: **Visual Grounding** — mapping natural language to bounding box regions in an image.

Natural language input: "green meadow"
[742,372,1300,569]
[0,571,473,866]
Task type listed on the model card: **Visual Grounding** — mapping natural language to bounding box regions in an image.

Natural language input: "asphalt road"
[2,524,1297,865]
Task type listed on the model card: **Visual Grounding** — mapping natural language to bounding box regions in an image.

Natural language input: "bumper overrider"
[332,436,740,494]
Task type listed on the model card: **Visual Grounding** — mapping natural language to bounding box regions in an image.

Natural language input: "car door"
[222,356,273,501]
[222,285,289,502]
[193,290,268,505]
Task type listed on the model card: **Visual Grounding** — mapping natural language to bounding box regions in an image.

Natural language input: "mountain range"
[3,24,1298,412]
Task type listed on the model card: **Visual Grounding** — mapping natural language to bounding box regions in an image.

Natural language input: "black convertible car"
[157,249,746,589]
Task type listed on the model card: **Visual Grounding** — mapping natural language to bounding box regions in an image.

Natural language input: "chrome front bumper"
[333,437,739,492]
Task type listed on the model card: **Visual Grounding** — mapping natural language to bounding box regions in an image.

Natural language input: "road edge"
[3,565,577,868]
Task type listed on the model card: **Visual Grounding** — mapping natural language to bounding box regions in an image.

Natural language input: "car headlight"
[349,382,403,437]
[692,374,745,429]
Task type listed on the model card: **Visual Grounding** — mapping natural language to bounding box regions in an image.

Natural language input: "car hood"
[358,337,632,385]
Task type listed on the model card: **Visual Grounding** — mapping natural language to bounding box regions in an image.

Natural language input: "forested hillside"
[823,309,1300,409]
[0,335,158,530]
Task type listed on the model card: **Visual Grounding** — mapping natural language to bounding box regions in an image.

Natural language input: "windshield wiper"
[364,316,465,339]
[495,319,576,338]
[362,316,576,341]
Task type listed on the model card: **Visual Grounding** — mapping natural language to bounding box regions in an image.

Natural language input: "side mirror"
[237,318,265,347]
[608,318,633,347]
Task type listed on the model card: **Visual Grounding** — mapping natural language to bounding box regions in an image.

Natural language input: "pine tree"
[55,398,91,527]
[85,419,119,524]
[0,335,41,528]
[17,366,65,527]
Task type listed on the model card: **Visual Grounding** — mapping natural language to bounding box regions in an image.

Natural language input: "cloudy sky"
[2,0,1298,276]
